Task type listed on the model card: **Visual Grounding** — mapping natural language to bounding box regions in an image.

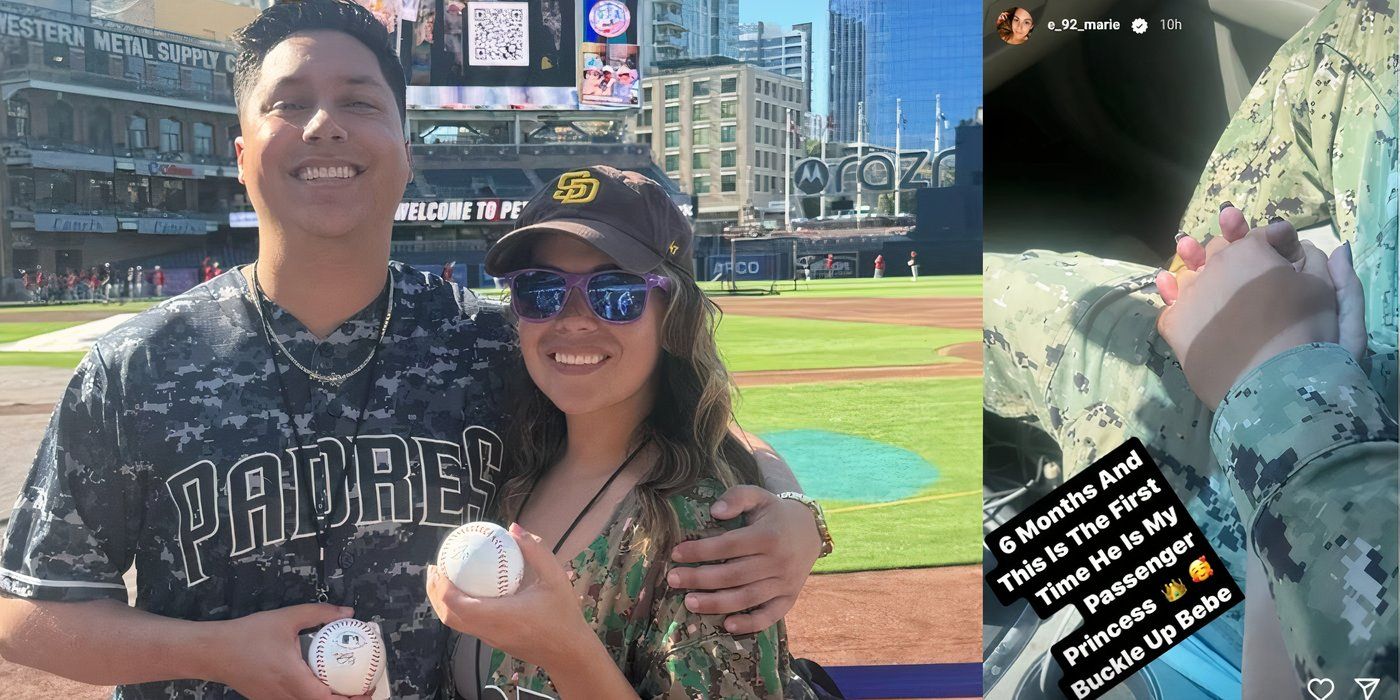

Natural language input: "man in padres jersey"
[0,2,825,698]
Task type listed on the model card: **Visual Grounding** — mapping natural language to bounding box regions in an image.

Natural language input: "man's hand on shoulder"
[667,485,823,635]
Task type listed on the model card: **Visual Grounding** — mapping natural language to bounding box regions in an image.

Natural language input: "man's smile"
[291,160,366,183]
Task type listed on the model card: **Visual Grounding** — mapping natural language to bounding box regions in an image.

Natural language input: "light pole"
[933,93,941,153]
[783,107,792,231]
[856,100,864,230]
[819,115,829,219]
[894,97,901,217]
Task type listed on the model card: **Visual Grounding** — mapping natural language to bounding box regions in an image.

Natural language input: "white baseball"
[437,521,524,598]
[307,618,385,696]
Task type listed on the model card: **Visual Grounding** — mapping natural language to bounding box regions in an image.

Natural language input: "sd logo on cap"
[552,170,600,205]
[485,165,693,277]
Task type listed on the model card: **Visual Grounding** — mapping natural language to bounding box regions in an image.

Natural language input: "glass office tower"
[829,0,980,152]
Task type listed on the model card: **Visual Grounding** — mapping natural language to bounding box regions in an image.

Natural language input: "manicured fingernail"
[1218,201,1234,211]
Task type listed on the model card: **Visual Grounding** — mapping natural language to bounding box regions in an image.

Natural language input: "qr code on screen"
[466,2,530,67]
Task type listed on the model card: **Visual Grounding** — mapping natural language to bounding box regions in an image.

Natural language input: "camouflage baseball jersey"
[455,479,816,699]
[985,0,1398,692]
[0,262,514,699]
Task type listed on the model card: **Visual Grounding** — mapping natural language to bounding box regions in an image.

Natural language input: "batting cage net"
[699,237,800,295]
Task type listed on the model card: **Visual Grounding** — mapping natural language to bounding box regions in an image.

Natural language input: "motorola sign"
[793,159,831,195]
[790,150,935,194]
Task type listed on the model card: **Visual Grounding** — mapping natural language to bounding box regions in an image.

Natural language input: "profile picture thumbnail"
[997,6,1035,45]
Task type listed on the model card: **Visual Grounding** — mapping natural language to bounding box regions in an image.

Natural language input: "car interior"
[980,1,1327,698]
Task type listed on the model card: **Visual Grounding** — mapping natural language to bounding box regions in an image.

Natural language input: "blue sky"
[739,0,830,116]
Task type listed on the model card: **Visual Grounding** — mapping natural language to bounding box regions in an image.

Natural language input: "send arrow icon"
[1355,678,1379,700]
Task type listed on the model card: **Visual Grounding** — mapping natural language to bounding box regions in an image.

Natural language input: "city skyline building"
[828,0,979,154]
[633,57,806,233]
[736,21,812,110]
[649,0,740,68]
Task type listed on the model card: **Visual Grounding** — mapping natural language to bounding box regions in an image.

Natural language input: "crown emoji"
[1163,579,1187,602]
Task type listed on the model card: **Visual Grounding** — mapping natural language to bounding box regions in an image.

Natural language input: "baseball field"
[700,277,984,671]
[0,274,984,692]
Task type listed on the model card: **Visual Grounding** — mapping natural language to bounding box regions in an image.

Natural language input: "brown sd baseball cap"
[484,165,693,277]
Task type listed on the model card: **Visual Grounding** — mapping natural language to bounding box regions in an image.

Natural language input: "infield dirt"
[713,295,981,329]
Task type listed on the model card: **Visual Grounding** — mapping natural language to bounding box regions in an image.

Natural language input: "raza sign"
[792,150,933,194]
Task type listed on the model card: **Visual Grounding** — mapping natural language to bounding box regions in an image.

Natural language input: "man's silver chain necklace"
[250,264,393,387]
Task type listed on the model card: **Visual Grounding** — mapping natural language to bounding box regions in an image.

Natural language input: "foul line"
[827,489,981,514]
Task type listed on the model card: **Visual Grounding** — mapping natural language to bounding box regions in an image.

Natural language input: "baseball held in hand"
[437,521,525,597]
[307,618,385,696]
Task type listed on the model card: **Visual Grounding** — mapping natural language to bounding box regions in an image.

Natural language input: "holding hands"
[1154,204,1366,409]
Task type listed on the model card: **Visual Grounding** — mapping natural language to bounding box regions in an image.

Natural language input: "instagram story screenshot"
[983,1,1397,700]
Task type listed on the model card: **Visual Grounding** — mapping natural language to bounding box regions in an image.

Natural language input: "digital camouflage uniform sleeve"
[0,345,137,602]
[638,480,817,700]
[1172,0,1400,688]
[1211,343,1398,688]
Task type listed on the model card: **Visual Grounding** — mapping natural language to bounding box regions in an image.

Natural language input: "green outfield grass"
[0,351,85,368]
[714,315,977,373]
[0,301,157,317]
[0,322,83,344]
[700,275,981,299]
[734,377,982,573]
[0,318,87,367]
[471,275,982,302]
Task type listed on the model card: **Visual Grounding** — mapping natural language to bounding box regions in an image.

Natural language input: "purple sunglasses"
[501,268,671,323]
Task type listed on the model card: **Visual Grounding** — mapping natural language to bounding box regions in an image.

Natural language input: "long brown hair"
[497,260,764,558]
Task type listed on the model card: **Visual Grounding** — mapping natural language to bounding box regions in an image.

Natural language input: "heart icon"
[1306,678,1334,700]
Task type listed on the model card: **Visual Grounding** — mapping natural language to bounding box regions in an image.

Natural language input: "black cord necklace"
[252,264,393,604]
[471,439,651,693]
[516,439,651,556]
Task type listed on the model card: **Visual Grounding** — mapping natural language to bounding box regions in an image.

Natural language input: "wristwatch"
[776,492,834,558]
